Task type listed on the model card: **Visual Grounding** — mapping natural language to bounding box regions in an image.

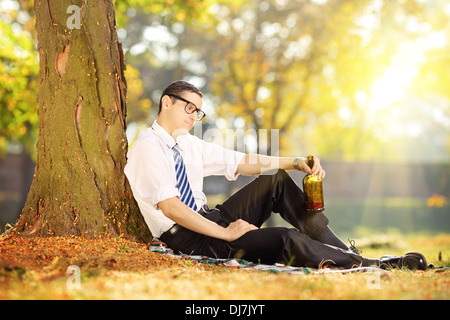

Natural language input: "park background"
[0,0,449,238]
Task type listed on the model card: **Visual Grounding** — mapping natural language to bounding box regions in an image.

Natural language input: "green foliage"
[197,0,382,157]
[198,0,450,162]
[2,0,449,163]
[0,0,236,158]
[114,0,237,26]
[0,18,39,157]
[125,65,152,123]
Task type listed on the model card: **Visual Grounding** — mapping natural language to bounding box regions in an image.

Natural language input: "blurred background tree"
[1,0,448,162]
[119,0,449,163]
[0,0,37,157]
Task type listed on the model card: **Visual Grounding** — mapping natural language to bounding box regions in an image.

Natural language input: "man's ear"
[161,95,171,110]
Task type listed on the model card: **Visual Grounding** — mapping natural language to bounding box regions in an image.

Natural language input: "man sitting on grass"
[125,80,427,271]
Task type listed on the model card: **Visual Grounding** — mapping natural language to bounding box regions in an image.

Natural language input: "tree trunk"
[12,0,152,243]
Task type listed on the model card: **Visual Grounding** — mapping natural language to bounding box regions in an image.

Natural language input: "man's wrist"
[293,157,306,171]
[219,226,231,242]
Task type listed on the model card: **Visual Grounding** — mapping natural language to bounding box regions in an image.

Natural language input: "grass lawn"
[0,232,449,300]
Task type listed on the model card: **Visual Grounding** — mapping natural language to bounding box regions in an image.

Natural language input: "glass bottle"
[302,155,325,212]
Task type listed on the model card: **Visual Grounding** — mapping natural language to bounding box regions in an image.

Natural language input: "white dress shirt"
[124,120,245,238]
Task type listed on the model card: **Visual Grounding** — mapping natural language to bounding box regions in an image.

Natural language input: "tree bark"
[12,0,152,243]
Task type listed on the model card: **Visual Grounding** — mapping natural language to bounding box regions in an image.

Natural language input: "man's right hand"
[224,219,258,242]
[159,197,258,242]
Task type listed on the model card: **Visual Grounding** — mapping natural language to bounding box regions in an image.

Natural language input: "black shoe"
[380,252,427,270]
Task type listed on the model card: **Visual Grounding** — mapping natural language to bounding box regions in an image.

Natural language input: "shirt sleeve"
[199,138,245,181]
[124,139,179,209]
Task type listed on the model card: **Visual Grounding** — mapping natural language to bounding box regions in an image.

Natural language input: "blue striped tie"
[172,144,198,211]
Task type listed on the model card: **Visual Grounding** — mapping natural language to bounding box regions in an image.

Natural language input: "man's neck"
[156,118,188,139]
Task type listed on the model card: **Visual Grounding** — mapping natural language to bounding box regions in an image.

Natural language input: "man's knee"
[258,169,290,185]
[275,169,289,178]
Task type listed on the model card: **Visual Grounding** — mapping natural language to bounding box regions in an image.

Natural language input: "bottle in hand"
[302,155,325,212]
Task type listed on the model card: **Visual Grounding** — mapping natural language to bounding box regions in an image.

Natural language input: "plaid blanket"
[148,240,387,275]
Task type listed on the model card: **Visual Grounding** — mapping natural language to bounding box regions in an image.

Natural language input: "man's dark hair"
[158,80,203,114]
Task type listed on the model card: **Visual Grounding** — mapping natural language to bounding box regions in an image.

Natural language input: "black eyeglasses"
[168,94,206,121]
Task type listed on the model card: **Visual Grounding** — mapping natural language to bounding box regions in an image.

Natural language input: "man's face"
[163,91,203,135]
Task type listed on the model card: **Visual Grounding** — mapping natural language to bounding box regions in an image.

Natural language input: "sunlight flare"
[370,65,418,111]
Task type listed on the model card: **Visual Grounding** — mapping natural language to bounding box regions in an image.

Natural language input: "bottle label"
[306,203,325,211]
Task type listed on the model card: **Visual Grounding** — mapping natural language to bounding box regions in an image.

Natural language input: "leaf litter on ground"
[0,233,449,299]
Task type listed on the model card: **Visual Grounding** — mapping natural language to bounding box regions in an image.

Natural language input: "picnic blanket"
[149,239,387,275]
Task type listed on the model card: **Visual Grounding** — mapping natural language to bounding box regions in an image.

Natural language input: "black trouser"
[160,170,375,269]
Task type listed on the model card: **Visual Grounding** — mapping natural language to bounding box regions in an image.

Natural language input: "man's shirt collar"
[151,120,177,150]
